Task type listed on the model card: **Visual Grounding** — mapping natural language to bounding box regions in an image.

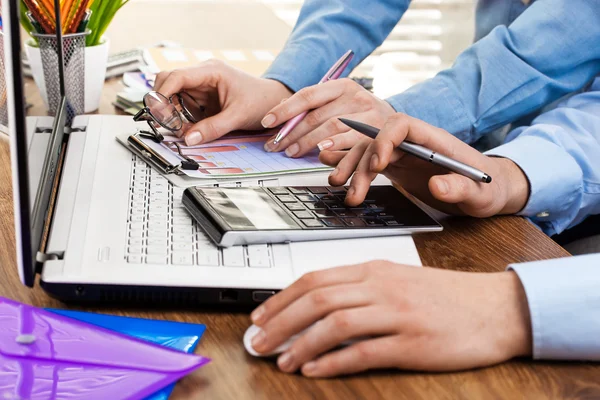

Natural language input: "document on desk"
[141,132,331,179]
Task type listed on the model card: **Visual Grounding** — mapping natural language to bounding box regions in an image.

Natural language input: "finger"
[265,97,364,154]
[319,150,347,167]
[429,174,496,216]
[278,305,397,373]
[253,284,373,355]
[328,139,371,187]
[155,65,218,97]
[345,143,379,206]
[377,114,489,171]
[266,110,352,155]
[250,263,367,326]
[183,108,241,145]
[300,335,402,378]
[291,114,370,158]
[153,70,171,91]
[318,130,369,152]
[261,79,353,129]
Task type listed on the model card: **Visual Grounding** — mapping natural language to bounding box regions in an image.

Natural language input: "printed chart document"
[140,132,331,179]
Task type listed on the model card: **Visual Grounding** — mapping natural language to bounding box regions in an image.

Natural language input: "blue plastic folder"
[48,309,206,400]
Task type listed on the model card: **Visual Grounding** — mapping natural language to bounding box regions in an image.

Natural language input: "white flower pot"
[25,38,110,114]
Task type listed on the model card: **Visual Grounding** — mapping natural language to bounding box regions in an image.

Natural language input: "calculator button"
[277,195,296,203]
[319,194,339,202]
[366,203,384,211]
[384,219,402,226]
[308,187,329,194]
[293,211,314,219]
[285,202,306,211]
[302,219,324,228]
[305,202,327,210]
[290,187,311,195]
[327,187,347,194]
[343,217,366,227]
[296,194,318,202]
[334,209,356,218]
[313,209,337,218]
[269,187,289,195]
[351,209,373,217]
[362,218,385,227]
[321,218,345,227]
[374,211,392,218]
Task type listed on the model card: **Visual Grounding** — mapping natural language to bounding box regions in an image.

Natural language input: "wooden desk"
[3,2,599,399]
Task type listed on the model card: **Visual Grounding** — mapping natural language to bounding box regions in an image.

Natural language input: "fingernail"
[347,187,356,197]
[185,131,202,146]
[330,168,339,177]
[370,154,379,170]
[302,361,317,376]
[251,329,266,350]
[437,180,449,195]
[317,140,333,151]
[285,143,300,158]
[278,352,294,372]
[280,98,288,104]
[251,306,265,324]
[262,114,276,128]
[264,141,274,152]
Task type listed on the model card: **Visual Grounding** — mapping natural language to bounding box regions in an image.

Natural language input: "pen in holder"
[27,30,90,123]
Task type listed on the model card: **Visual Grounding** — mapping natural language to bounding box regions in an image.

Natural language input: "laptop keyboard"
[125,156,281,267]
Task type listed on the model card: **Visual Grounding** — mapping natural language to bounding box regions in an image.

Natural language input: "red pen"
[272,50,354,145]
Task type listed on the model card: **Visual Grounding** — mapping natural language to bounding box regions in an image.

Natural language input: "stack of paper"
[114,72,149,115]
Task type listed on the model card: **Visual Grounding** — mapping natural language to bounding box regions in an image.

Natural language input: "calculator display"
[197,187,299,230]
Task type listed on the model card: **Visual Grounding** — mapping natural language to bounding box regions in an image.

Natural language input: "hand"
[322,113,530,217]
[261,78,395,158]
[154,59,292,146]
[249,262,532,377]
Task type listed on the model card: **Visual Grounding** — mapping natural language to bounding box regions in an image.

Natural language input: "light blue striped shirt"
[263,0,600,361]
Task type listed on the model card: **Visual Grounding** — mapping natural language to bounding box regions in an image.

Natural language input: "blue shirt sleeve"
[387,0,600,143]
[263,0,410,92]
[485,77,600,236]
[508,254,600,361]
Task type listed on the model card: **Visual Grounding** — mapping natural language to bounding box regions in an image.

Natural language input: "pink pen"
[272,50,355,145]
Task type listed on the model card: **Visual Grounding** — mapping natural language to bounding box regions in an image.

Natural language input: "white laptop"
[4,0,423,306]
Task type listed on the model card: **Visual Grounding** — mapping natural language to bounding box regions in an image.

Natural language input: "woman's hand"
[154,59,292,146]
[261,78,396,158]
[250,262,532,377]
[322,113,530,217]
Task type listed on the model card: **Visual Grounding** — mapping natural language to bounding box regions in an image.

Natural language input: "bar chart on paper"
[162,134,331,178]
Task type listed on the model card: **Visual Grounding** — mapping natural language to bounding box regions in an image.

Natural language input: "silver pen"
[339,118,492,184]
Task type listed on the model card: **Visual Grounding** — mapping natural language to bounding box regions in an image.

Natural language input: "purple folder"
[0,297,210,400]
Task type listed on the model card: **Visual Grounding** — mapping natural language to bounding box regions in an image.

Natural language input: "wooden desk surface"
[3,2,599,399]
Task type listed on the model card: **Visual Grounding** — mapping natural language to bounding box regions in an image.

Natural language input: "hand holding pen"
[320,114,530,218]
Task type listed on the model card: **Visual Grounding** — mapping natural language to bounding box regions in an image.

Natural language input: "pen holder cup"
[0,31,9,129]
[26,31,109,119]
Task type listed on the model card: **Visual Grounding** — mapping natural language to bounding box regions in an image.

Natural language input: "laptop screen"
[3,0,67,287]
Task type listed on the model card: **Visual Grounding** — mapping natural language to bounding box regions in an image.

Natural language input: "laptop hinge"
[36,251,64,264]
[68,125,87,133]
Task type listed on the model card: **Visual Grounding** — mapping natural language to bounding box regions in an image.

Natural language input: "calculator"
[182,186,442,247]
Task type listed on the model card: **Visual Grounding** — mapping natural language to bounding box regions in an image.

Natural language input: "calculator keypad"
[268,186,406,229]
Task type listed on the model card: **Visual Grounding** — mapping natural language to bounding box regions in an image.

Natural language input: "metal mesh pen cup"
[31,30,90,122]
[0,30,9,128]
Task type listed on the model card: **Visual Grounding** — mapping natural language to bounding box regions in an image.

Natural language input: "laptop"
[4,0,426,305]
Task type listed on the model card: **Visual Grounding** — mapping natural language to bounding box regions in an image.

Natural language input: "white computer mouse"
[244,323,362,357]
[244,324,308,357]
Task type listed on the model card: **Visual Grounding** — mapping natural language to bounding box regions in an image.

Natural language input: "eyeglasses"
[133,91,206,143]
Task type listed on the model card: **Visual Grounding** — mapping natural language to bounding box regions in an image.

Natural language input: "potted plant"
[21,0,129,113]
